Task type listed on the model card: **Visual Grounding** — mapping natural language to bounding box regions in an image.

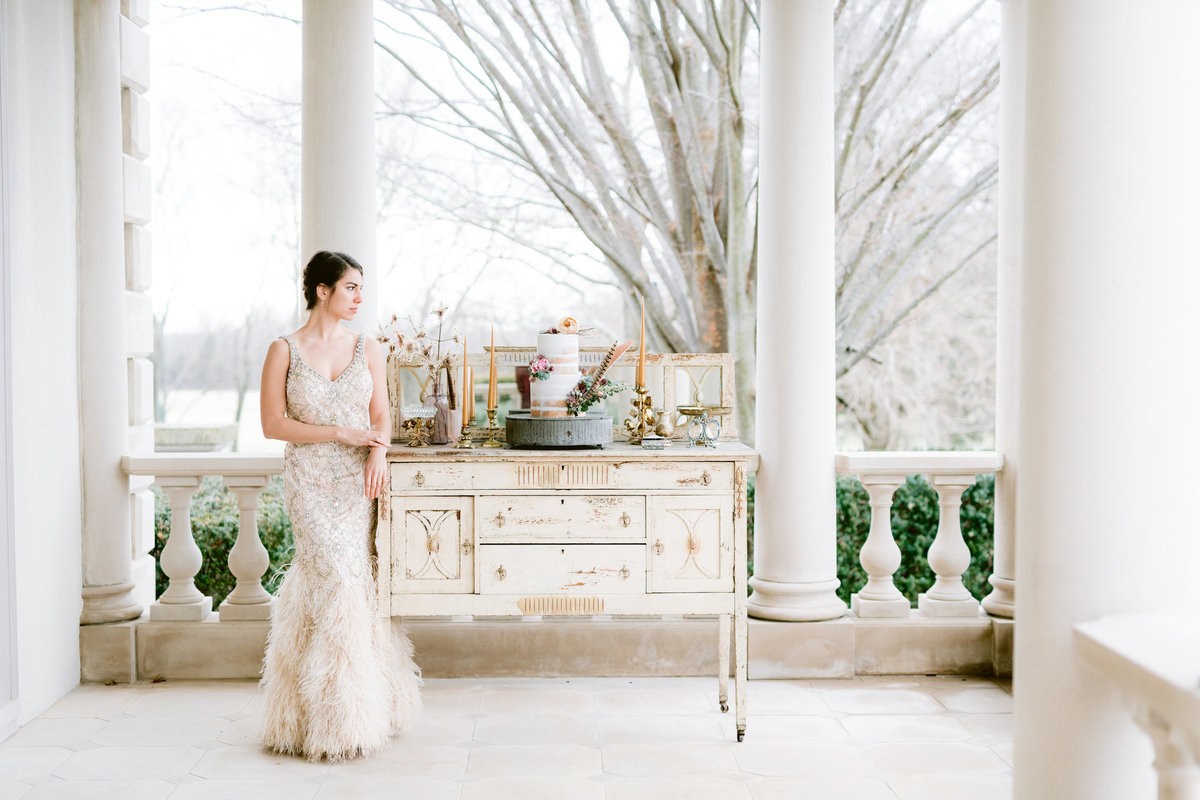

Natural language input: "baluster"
[220,476,273,620]
[850,475,910,617]
[150,476,212,621]
[918,474,982,617]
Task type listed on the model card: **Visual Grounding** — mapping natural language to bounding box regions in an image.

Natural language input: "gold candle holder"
[455,418,474,449]
[482,407,503,448]
[623,385,655,444]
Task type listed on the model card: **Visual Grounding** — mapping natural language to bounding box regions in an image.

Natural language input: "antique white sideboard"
[379,443,757,741]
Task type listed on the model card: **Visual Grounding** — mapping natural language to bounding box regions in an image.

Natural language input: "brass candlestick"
[623,385,655,444]
[482,407,503,447]
[455,418,474,449]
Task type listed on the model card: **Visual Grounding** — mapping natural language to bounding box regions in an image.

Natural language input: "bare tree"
[376,0,999,446]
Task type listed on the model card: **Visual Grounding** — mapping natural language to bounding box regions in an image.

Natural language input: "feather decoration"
[576,340,631,407]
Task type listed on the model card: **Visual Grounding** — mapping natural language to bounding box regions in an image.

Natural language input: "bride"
[257,250,421,761]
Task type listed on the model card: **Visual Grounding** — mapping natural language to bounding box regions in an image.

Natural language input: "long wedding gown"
[261,333,421,761]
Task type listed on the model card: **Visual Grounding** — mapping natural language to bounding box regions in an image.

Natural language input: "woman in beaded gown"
[258,251,421,761]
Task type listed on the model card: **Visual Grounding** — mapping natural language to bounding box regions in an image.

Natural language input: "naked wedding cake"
[530,318,581,418]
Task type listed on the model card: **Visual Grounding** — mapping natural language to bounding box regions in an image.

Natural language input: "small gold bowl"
[676,405,731,417]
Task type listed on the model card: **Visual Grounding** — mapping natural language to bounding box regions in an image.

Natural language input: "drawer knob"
[620,512,631,528]
[461,540,473,556]
[496,565,507,581]
[654,539,664,556]
[701,470,712,486]
[493,512,506,528]
[619,565,630,580]
[413,471,426,488]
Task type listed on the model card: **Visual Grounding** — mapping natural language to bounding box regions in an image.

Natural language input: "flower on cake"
[541,316,580,335]
[528,355,554,381]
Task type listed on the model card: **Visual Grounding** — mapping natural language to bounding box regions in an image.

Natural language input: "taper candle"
[487,326,498,407]
[462,335,469,421]
[466,366,475,422]
[637,297,645,388]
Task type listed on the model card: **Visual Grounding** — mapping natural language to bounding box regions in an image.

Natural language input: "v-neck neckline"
[289,334,360,384]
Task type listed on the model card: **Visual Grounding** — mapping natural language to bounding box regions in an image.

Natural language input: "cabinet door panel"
[649,495,733,593]
[392,496,474,594]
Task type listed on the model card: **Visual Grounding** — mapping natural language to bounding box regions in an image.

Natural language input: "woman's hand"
[343,428,390,449]
[364,446,387,499]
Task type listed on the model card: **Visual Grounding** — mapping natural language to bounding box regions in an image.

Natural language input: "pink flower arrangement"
[528,355,554,381]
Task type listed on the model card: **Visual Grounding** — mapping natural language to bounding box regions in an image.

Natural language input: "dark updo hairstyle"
[302,250,364,310]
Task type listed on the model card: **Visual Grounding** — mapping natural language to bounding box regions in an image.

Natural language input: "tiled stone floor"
[0,675,1013,799]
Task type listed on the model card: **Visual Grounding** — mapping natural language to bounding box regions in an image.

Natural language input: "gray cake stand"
[504,411,613,448]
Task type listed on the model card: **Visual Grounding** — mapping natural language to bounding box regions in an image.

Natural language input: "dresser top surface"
[386,441,757,468]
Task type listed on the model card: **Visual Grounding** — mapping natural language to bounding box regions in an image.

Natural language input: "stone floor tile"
[216,718,262,747]
[841,714,971,742]
[314,776,463,800]
[478,687,597,716]
[39,687,142,721]
[604,776,753,800]
[888,774,1012,800]
[595,687,716,716]
[420,680,486,716]
[189,745,330,780]
[744,682,836,717]
[821,689,944,715]
[959,712,1014,743]
[4,719,107,750]
[123,686,254,719]
[747,776,899,800]
[733,743,870,778]
[992,740,1014,767]
[19,779,173,800]
[167,779,319,800]
[461,776,605,800]
[736,716,848,744]
[601,744,739,778]
[598,715,725,745]
[466,744,602,778]
[0,748,73,781]
[864,742,1009,776]
[53,746,202,781]
[90,717,229,747]
[393,715,476,747]
[328,744,469,779]
[473,713,598,745]
[0,782,29,800]
[932,687,1014,713]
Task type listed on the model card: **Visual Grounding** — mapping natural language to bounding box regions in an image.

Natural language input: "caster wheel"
[720,702,729,713]
[737,729,745,742]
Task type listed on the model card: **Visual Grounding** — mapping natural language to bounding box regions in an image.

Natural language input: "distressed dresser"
[379,443,757,740]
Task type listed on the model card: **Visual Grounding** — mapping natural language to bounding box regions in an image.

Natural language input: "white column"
[77,0,142,625]
[1014,1,1200,797]
[748,0,845,622]
[981,0,1023,620]
[301,0,377,331]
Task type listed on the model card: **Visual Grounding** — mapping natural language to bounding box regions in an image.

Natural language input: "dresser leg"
[718,613,731,712]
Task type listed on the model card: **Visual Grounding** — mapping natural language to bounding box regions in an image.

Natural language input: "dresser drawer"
[477,496,645,542]
[612,461,732,491]
[390,462,513,491]
[477,544,645,594]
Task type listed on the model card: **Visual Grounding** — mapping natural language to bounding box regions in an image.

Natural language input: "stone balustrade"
[122,453,284,622]
[1075,616,1200,800]
[834,452,1005,619]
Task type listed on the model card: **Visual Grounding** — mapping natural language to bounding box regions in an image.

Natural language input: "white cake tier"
[531,333,580,418]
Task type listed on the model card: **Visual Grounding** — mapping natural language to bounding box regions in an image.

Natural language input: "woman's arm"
[260,338,389,448]
[362,337,391,499]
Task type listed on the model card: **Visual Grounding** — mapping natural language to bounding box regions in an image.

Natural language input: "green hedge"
[151,475,295,606]
[748,473,995,606]
[156,471,993,610]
